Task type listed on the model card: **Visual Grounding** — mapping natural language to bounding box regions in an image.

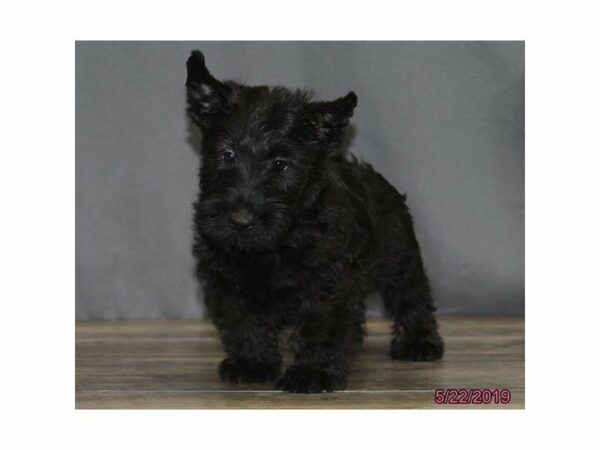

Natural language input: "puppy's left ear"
[302,91,357,149]
[186,50,234,130]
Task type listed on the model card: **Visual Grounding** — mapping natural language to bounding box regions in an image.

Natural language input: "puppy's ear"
[186,50,234,130]
[302,91,357,149]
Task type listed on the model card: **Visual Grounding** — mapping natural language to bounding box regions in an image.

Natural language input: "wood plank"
[76,318,524,409]
[76,389,524,409]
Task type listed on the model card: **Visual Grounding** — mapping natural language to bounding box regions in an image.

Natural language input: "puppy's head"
[186,50,357,252]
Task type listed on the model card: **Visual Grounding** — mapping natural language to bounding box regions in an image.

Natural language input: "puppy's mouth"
[196,197,292,252]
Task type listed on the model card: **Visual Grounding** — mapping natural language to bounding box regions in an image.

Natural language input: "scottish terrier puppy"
[186,50,443,393]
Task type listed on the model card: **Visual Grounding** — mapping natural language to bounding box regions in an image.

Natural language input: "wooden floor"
[76,317,524,409]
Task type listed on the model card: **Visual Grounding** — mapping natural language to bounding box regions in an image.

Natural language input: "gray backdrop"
[76,41,524,320]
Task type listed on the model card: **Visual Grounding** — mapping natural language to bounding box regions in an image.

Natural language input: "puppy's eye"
[220,149,236,164]
[273,159,288,171]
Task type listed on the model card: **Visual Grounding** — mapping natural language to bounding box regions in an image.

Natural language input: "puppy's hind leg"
[378,250,444,361]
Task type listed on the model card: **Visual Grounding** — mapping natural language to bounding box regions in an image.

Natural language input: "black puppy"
[186,50,443,393]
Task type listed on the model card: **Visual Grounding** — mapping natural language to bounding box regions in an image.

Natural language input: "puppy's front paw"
[218,357,281,383]
[391,331,444,361]
[275,364,347,393]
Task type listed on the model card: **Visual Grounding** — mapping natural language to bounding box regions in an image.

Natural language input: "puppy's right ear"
[186,50,233,130]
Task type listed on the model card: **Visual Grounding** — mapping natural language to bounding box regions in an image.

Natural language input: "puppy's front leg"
[277,299,365,393]
[204,283,282,384]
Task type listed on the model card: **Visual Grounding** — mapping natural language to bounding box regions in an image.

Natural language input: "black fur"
[186,50,443,393]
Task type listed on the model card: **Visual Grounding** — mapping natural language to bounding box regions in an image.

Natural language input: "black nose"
[229,207,255,230]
